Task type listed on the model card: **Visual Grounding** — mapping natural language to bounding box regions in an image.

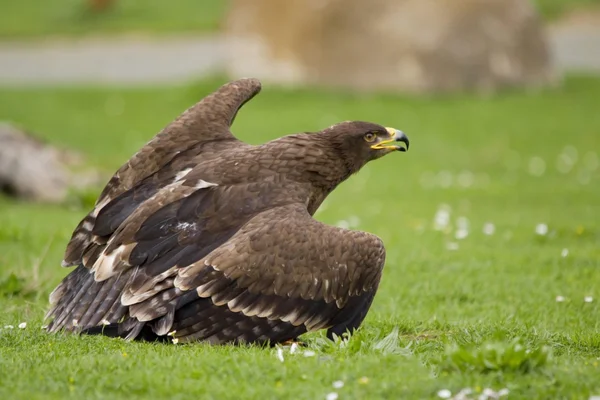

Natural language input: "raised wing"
[62,78,261,267]
[47,197,385,344]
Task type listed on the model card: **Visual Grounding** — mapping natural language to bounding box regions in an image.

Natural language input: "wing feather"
[49,183,385,344]
[62,78,261,267]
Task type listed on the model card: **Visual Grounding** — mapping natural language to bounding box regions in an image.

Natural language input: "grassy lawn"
[0,76,599,399]
[1,0,600,39]
[535,0,600,20]
[0,0,228,39]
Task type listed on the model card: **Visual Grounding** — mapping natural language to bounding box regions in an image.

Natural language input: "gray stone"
[224,0,557,93]
[0,122,101,203]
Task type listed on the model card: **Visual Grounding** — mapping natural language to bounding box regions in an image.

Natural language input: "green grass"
[1,76,600,399]
[1,0,599,39]
[0,0,228,39]
[534,0,600,20]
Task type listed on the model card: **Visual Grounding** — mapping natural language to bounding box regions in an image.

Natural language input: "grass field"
[0,0,227,39]
[1,0,600,39]
[0,76,599,399]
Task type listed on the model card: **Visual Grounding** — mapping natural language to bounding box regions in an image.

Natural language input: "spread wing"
[62,78,262,267]
[47,188,385,344]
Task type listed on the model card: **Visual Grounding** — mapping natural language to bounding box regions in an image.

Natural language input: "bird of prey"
[46,78,410,345]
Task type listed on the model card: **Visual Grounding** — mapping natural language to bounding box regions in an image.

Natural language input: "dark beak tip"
[395,130,409,152]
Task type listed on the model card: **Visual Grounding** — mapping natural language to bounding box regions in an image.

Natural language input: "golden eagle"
[46,78,410,345]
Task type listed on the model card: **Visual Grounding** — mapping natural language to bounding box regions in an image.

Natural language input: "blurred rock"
[225,0,557,93]
[0,123,102,203]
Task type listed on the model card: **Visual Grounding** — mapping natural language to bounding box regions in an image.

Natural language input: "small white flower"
[561,248,569,257]
[528,156,546,177]
[483,388,495,396]
[332,380,344,389]
[437,389,452,399]
[276,347,284,362]
[585,296,593,303]
[326,392,339,400]
[514,344,523,352]
[4,325,14,330]
[18,322,26,329]
[483,223,495,236]
[455,388,473,399]
[289,342,299,354]
[336,220,350,229]
[433,204,451,231]
[437,170,453,188]
[563,145,579,163]
[578,169,591,185]
[101,319,111,326]
[303,350,316,357]
[556,151,576,174]
[455,229,468,240]
[535,223,548,235]
[498,388,510,397]
[556,295,565,302]
[446,242,459,251]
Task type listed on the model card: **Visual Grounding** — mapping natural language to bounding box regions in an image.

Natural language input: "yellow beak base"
[370,127,400,150]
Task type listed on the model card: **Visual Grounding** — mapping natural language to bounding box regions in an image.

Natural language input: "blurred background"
[0,0,599,200]
[0,0,599,347]
[1,0,600,87]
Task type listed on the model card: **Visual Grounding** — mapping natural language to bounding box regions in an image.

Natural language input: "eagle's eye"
[363,132,377,143]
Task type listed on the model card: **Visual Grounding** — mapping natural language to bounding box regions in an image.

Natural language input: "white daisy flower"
[483,223,495,236]
[535,223,548,236]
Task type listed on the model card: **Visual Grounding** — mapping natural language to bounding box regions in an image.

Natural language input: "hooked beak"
[371,128,410,152]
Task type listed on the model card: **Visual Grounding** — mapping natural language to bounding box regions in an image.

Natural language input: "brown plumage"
[46,78,410,345]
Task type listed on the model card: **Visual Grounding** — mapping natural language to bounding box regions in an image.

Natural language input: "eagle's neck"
[258,134,356,214]
[275,134,353,182]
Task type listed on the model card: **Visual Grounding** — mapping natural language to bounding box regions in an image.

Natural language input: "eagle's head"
[323,121,409,173]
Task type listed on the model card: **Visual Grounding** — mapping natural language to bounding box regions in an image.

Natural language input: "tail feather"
[48,267,96,331]
[46,265,130,334]
[78,270,133,327]
[85,271,133,327]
